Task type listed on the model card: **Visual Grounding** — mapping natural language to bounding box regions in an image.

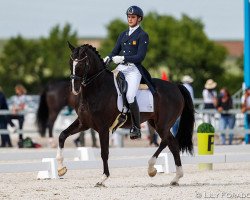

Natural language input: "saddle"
[109,70,152,134]
[115,70,149,112]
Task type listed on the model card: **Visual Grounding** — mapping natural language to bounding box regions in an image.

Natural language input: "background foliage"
[0,13,243,97]
[100,13,243,96]
[197,122,215,133]
[0,24,77,96]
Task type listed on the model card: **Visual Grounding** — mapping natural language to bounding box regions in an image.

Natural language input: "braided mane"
[81,44,105,65]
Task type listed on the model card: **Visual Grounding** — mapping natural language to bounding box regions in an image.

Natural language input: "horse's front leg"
[95,130,110,187]
[56,118,85,177]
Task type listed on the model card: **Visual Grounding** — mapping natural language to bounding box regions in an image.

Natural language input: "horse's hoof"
[170,181,179,186]
[95,182,106,188]
[148,168,157,177]
[58,167,67,177]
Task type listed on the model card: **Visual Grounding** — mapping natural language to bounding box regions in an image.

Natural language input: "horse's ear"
[67,41,75,52]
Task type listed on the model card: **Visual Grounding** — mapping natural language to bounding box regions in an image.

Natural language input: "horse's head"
[68,42,105,95]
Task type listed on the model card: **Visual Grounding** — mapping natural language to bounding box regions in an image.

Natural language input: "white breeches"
[116,64,142,103]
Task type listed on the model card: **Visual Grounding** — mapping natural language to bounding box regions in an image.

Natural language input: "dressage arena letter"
[207,135,214,152]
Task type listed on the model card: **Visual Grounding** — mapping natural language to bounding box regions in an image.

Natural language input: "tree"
[236,55,243,70]
[99,19,127,65]
[99,13,227,96]
[0,24,77,96]
[219,54,243,93]
[0,36,42,95]
[39,24,77,80]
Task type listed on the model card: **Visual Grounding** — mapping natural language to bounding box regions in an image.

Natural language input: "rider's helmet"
[126,6,144,20]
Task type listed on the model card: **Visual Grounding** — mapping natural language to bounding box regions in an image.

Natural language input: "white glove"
[103,56,110,63]
[112,56,124,64]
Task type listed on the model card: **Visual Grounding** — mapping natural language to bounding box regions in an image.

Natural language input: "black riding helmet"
[126,6,144,20]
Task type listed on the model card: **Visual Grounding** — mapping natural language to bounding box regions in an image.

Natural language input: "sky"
[0,0,244,40]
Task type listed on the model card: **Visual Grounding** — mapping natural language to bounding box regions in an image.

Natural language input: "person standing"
[217,88,235,145]
[73,128,98,147]
[182,75,194,100]
[103,6,155,140]
[0,86,14,147]
[148,122,159,146]
[202,79,217,125]
[11,84,27,147]
[241,87,250,144]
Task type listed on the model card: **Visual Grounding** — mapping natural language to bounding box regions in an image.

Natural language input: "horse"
[56,43,195,187]
[36,79,77,146]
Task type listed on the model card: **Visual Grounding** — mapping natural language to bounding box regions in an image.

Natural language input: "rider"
[103,6,155,140]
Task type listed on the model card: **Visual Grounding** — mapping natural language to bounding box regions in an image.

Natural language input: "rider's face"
[127,14,141,27]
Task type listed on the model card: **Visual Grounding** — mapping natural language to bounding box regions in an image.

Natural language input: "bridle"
[70,52,107,87]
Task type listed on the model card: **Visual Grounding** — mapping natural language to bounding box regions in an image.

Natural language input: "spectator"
[217,88,235,145]
[74,128,98,147]
[182,75,194,100]
[0,86,15,147]
[11,84,27,148]
[241,87,250,144]
[202,79,217,125]
[148,122,159,147]
[172,75,194,136]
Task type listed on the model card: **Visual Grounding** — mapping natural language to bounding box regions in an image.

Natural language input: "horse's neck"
[76,72,115,118]
[80,70,115,100]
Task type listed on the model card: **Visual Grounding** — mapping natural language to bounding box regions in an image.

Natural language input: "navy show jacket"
[109,26,156,94]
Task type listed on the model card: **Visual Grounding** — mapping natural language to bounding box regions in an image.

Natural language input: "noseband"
[70,53,106,87]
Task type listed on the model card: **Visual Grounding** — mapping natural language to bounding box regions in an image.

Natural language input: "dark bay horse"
[56,43,195,186]
[37,80,97,147]
[37,80,77,145]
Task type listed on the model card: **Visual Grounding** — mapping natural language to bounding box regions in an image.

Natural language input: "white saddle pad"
[113,74,154,113]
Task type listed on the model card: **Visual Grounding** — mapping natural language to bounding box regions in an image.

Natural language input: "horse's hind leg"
[167,131,183,186]
[148,130,183,185]
[148,139,168,177]
[56,118,84,177]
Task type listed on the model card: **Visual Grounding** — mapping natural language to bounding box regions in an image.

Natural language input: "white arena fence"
[0,109,250,135]
[0,109,76,135]
[0,108,249,149]
[0,146,250,179]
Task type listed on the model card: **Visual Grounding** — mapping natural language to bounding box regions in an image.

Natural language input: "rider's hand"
[112,56,124,64]
[103,56,110,64]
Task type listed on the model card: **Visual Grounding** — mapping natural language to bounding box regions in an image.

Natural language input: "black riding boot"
[129,99,141,140]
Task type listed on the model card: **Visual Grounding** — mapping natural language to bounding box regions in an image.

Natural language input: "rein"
[70,54,108,87]
[70,68,107,87]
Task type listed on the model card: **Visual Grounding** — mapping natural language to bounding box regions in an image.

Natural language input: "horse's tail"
[36,88,48,137]
[176,84,195,155]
